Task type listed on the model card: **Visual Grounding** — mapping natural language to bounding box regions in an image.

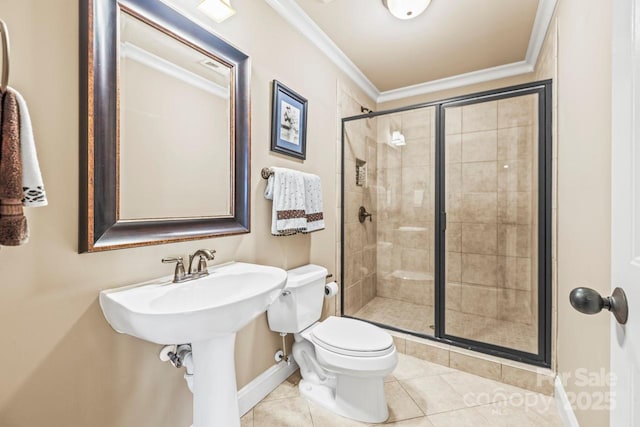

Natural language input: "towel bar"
[261,167,274,179]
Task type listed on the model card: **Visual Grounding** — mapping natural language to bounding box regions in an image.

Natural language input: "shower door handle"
[569,287,628,325]
[441,212,447,231]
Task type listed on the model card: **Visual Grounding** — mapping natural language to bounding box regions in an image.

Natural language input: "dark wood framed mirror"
[80,0,250,252]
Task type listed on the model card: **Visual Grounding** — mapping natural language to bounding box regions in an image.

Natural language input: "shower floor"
[354,296,435,336]
[354,296,538,353]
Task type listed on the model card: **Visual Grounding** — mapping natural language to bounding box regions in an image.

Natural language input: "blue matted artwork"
[270,80,308,160]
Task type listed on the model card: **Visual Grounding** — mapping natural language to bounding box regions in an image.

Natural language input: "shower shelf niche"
[389,270,434,281]
[396,226,428,232]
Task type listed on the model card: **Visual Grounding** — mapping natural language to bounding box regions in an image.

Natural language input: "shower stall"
[340,81,552,366]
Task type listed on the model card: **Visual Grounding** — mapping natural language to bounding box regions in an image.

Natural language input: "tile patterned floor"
[353,297,537,353]
[241,353,564,426]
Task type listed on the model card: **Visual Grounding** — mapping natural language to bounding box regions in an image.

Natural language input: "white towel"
[12,89,47,207]
[264,167,307,236]
[301,172,324,233]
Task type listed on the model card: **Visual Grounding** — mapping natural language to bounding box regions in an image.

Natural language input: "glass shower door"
[342,106,437,338]
[441,89,546,357]
[341,81,552,366]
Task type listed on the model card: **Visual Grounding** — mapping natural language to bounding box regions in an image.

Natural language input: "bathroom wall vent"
[199,58,230,76]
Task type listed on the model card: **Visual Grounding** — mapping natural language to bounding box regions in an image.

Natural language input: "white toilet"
[267,264,398,423]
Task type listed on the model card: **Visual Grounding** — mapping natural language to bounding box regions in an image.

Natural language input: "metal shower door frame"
[341,80,552,368]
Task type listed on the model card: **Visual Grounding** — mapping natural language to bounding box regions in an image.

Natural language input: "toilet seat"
[310,316,395,357]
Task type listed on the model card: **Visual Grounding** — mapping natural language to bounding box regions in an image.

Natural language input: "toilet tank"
[267,264,328,333]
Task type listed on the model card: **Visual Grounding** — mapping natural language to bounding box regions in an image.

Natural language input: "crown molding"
[525,0,558,65]
[378,0,558,103]
[121,42,230,99]
[265,0,558,103]
[263,0,379,101]
[377,60,534,103]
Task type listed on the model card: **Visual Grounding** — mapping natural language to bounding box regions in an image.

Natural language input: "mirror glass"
[119,11,233,220]
[80,0,250,253]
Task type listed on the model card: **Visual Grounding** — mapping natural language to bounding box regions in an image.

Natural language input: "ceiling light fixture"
[198,0,236,23]
[382,0,432,20]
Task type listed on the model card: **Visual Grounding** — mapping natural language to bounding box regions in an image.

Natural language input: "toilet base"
[298,375,389,423]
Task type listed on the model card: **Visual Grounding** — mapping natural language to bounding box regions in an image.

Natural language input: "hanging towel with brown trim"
[301,172,324,233]
[13,89,47,206]
[0,90,28,245]
[264,167,307,236]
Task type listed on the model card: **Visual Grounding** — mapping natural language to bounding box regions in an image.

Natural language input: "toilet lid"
[311,316,394,356]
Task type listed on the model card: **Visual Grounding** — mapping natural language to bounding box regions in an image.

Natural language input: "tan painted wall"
[554,0,612,426]
[0,0,372,426]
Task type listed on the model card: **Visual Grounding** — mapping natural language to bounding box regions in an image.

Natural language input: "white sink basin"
[99,261,287,427]
[100,262,287,344]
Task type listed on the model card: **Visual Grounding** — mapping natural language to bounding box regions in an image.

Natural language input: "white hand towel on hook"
[11,88,47,207]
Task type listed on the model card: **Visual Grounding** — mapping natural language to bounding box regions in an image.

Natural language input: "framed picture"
[270,80,308,160]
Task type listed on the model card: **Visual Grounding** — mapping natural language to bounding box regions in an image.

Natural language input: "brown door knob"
[569,287,628,325]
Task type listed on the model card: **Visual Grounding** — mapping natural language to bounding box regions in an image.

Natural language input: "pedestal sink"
[99,262,287,427]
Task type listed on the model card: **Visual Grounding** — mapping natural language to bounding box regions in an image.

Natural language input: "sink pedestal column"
[191,334,239,427]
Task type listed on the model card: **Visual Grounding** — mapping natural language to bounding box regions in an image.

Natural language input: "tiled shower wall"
[341,92,539,354]
[374,108,436,333]
[340,89,377,316]
[445,95,539,353]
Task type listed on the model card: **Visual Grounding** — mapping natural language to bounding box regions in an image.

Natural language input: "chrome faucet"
[162,249,216,283]
[188,249,216,277]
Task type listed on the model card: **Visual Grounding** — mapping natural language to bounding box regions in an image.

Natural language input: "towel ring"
[0,19,9,93]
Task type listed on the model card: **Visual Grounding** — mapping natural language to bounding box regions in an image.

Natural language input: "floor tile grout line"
[428,370,528,416]
[413,372,472,417]
[304,398,314,427]
[395,379,427,419]
[470,399,552,425]
[427,404,495,425]
[436,369,545,412]
[381,413,428,426]
[262,393,300,403]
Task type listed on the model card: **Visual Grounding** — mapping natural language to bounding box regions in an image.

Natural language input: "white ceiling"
[294,0,540,92]
[264,0,558,103]
[159,0,556,102]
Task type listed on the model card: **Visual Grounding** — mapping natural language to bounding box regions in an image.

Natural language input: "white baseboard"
[554,376,580,427]
[237,360,299,416]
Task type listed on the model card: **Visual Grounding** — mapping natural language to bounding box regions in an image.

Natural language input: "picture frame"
[270,80,308,160]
